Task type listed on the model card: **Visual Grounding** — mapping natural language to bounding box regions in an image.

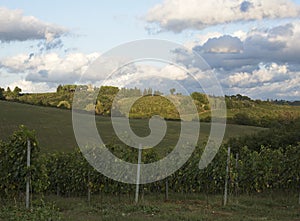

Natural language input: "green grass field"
[50,193,300,221]
[0,100,267,153]
[1,192,299,221]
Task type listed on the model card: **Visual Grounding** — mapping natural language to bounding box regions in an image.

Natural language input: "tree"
[170,88,176,95]
[147,88,153,96]
[99,86,119,95]
[4,87,14,100]
[143,88,148,96]
[95,100,104,115]
[0,87,4,100]
[233,112,253,125]
[13,86,22,96]
[153,90,163,96]
[57,84,63,93]
[191,92,209,104]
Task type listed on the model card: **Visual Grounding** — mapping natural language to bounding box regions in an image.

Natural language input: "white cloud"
[184,31,248,51]
[201,35,243,53]
[232,30,248,41]
[224,77,300,100]
[104,63,189,87]
[227,63,290,87]
[0,52,100,84]
[146,0,300,32]
[184,32,223,50]
[238,75,300,100]
[102,61,222,96]
[158,64,188,80]
[222,62,300,100]
[8,80,56,93]
[0,7,68,43]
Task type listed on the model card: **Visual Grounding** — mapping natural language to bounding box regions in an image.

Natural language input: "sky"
[0,0,300,100]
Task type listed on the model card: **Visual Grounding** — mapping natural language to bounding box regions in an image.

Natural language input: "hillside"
[0,100,266,153]
[1,85,300,128]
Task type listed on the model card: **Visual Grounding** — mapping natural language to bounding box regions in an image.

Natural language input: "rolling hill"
[0,100,266,153]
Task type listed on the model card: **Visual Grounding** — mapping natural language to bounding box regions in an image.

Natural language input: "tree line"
[1,85,300,127]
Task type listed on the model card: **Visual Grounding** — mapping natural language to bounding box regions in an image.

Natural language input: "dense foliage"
[227,118,300,152]
[0,126,48,198]
[0,127,299,199]
[43,144,300,196]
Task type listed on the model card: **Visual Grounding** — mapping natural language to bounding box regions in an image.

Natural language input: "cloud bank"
[0,52,100,85]
[146,0,300,32]
[191,22,300,70]
[179,21,300,100]
[0,7,68,43]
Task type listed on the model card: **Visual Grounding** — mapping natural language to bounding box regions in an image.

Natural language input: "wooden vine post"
[165,179,169,201]
[235,153,239,198]
[223,147,231,206]
[135,144,142,204]
[87,169,91,205]
[26,139,31,209]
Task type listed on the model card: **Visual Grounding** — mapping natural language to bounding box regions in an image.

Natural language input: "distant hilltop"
[0,84,299,127]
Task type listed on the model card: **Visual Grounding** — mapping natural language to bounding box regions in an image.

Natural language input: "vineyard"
[41,144,299,196]
[2,0,300,219]
[0,126,299,220]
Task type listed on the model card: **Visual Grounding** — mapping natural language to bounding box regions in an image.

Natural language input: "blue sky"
[0,0,185,54]
[0,0,300,100]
